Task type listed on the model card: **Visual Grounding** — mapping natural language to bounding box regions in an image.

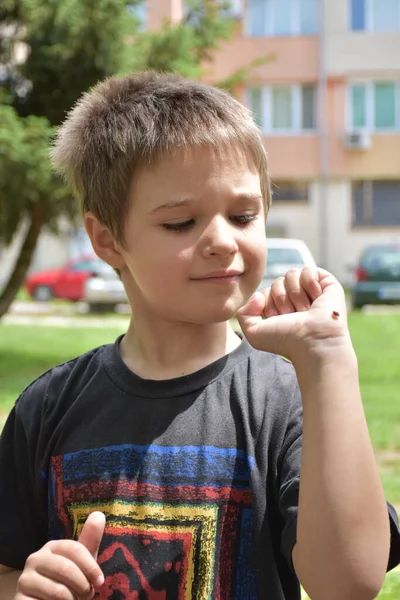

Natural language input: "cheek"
[243,231,267,267]
[135,245,192,287]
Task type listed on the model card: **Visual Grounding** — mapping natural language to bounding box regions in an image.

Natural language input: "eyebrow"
[150,193,263,214]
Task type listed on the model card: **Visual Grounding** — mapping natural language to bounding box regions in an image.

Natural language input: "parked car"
[351,243,400,309]
[84,265,127,313]
[257,238,317,291]
[25,255,108,302]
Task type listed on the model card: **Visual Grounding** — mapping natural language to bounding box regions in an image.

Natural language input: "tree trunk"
[0,202,44,319]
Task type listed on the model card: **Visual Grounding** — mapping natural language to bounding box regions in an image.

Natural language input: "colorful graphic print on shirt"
[49,444,257,599]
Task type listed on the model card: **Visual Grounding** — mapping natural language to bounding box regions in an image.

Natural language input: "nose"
[200,216,239,258]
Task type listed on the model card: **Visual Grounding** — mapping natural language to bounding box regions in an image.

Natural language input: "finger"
[236,291,266,334]
[270,277,295,314]
[78,511,106,561]
[283,269,311,312]
[45,540,104,589]
[299,267,322,303]
[260,287,280,318]
[18,569,80,600]
[35,554,93,597]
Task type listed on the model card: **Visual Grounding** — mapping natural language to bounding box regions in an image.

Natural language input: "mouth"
[192,271,243,283]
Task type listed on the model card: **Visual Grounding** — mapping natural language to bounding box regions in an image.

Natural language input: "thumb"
[78,511,106,560]
[237,291,266,336]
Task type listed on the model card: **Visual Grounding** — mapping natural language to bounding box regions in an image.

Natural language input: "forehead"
[130,145,261,208]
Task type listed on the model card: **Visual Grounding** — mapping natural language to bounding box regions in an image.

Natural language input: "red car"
[25,255,105,302]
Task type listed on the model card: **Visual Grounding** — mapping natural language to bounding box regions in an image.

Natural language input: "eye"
[230,214,257,226]
[162,219,195,232]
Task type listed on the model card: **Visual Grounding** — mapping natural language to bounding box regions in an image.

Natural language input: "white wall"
[0,225,70,288]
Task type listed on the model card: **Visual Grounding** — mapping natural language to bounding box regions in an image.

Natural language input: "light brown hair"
[52,71,271,244]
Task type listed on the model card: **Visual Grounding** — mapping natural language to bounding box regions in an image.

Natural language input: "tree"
[0,0,268,317]
[0,106,74,315]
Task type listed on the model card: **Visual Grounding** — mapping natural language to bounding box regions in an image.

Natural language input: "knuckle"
[86,562,101,582]
[25,550,42,568]
[16,572,30,592]
[74,542,87,557]
[51,582,71,600]
[59,561,83,588]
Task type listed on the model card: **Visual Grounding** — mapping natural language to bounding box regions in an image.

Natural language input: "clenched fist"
[237,267,351,361]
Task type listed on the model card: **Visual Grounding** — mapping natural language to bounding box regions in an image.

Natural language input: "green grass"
[350,313,400,451]
[0,325,125,421]
[301,568,400,599]
[0,315,399,598]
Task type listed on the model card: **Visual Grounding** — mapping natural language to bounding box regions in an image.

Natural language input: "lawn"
[0,314,399,598]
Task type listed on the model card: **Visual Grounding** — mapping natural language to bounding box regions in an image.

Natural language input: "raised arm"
[238,267,390,600]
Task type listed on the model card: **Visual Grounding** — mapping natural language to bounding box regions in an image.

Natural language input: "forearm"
[0,568,21,599]
[292,344,390,600]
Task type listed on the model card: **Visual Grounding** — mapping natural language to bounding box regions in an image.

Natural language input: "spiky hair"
[52,71,270,243]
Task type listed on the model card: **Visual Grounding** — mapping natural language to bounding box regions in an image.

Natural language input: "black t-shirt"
[0,336,399,599]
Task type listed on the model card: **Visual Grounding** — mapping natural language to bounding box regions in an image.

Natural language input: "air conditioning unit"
[344,130,372,150]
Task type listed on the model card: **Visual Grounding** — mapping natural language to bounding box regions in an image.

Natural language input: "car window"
[70,260,110,273]
[267,248,304,265]
[361,247,400,270]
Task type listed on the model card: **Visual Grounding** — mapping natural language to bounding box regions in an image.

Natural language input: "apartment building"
[3,0,399,283]
[147,0,400,282]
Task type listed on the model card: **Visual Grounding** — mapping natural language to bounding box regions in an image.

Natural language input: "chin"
[192,301,242,325]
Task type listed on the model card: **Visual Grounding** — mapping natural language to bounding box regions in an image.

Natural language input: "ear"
[84,212,126,269]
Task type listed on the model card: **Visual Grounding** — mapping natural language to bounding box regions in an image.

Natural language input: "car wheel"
[88,302,116,314]
[33,285,53,302]
[350,295,364,311]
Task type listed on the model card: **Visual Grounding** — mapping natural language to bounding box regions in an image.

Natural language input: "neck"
[119,315,241,380]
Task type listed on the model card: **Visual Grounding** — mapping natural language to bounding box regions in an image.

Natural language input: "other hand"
[15,511,105,600]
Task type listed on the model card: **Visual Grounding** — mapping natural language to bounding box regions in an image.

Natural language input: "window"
[247,84,317,133]
[360,246,400,269]
[248,87,263,128]
[352,181,400,227]
[267,248,305,265]
[350,0,400,31]
[246,0,317,36]
[271,87,292,129]
[351,84,367,127]
[71,260,108,273]
[374,83,396,129]
[221,0,243,19]
[349,81,399,131]
[127,1,147,31]
[272,181,309,202]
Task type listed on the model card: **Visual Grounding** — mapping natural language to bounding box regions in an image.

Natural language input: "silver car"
[83,262,127,313]
[257,238,317,291]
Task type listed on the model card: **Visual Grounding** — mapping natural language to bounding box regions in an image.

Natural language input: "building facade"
[147,0,400,283]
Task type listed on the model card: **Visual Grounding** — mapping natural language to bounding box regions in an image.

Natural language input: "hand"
[15,512,106,600]
[237,267,351,362]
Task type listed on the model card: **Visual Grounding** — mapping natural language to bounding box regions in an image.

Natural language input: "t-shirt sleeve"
[0,390,48,569]
[276,375,303,572]
[387,501,400,572]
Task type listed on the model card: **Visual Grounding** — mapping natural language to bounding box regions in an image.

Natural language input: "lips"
[193,270,243,280]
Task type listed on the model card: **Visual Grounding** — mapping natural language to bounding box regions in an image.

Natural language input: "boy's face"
[119,145,267,324]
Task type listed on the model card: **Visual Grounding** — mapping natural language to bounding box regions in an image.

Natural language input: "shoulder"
[14,342,111,423]
[240,343,300,402]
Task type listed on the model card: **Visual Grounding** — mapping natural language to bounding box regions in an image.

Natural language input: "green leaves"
[0,106,72,244]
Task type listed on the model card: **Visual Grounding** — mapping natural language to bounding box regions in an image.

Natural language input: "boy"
[0,72,399,600]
